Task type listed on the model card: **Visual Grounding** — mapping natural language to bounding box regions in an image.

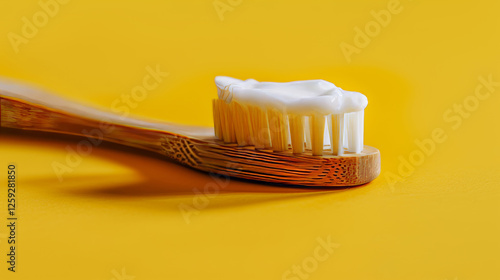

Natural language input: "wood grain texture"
[0,80,380,187]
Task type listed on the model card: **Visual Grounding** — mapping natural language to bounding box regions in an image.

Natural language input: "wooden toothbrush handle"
[0,78,212,157]
[1,95,161,151]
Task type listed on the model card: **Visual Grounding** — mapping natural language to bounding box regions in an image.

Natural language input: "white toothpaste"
[214,76,368,155]
[215,76,368,115]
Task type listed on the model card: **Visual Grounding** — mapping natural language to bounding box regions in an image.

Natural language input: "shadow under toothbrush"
[1,128,372,199]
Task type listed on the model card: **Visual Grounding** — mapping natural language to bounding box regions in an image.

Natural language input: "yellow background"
[1,0,499,279]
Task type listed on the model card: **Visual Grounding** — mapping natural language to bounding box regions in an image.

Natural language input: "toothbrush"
[0,77,380,187]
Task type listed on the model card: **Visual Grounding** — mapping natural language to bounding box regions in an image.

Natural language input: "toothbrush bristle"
[213,99,365,156]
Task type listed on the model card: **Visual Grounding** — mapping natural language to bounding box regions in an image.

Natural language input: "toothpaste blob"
[214,76,368,115]
[213,76,367,155]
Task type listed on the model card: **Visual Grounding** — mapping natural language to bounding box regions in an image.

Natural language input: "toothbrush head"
[209,77,381,187]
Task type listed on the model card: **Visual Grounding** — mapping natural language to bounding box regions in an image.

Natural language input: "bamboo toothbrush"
[0,77,380,187]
